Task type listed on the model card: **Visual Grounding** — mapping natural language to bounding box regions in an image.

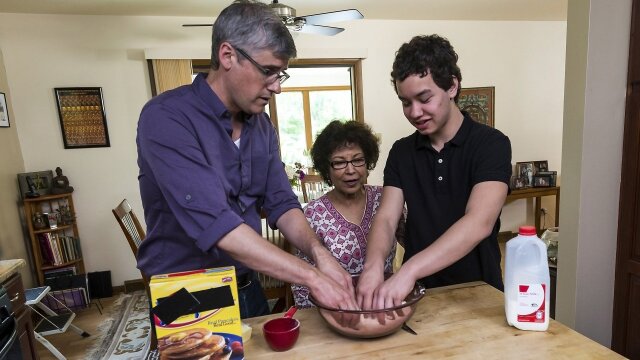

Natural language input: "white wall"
[0,14,566,287]
[0,49,31,285]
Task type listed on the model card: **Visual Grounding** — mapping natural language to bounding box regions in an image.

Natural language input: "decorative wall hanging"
[54,87,110,148]
[458,86,495,127]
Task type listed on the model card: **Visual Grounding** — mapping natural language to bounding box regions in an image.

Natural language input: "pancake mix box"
[150,267,244,360]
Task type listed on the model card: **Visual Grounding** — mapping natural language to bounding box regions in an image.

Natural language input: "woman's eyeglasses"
[330,158,366,170]
[233,46,290,84]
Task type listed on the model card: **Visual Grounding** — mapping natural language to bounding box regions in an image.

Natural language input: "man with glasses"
[136,0,358,318]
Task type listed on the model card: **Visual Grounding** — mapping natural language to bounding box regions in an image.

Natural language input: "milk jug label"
[516,284,546,323]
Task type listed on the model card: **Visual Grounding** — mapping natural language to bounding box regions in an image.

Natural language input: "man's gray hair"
[211,0,297,69]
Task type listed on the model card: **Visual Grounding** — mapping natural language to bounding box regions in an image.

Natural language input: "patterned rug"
[86,291,151,360]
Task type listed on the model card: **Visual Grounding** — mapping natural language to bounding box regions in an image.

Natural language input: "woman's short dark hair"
[390,34,462,102]
[311,120,380,185]
[210,0,297,70]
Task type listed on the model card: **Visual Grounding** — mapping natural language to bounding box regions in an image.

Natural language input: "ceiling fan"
[183,0,364,36]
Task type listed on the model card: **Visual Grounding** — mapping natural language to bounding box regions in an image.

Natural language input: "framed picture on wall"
[458,86,495,127]
[0,92,9,128]
[54,87,111,149]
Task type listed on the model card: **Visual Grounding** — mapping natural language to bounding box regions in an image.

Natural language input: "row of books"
[38,232,81,266]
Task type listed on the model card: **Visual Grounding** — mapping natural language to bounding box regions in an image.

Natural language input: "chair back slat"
[301,174,329,203]
[112,199,146,258]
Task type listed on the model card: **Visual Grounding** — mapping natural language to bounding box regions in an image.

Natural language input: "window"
[271,59,363,167]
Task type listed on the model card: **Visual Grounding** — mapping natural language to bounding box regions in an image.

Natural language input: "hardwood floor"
[34,293,122,360]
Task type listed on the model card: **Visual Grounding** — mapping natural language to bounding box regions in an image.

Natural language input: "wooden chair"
[112,198,157,349]
[300,174,328,203]
[258,213,294,313]
[112,199,146,259]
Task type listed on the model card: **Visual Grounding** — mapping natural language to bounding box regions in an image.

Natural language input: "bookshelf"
[23,193,85,285]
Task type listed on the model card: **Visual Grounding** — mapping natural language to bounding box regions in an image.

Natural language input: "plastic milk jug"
[504,225,550,331]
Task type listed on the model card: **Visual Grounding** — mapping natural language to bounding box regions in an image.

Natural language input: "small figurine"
[51,167,74,194]
[25,176,40,198]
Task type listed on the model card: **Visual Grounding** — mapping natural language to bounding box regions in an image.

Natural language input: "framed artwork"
[0,92,9,128]
[54,87,110,149]
[17,170,54,199]
[515,161,535,187]
[458,86,495,127]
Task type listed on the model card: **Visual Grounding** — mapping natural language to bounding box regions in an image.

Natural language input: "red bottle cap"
[519,225,537,236]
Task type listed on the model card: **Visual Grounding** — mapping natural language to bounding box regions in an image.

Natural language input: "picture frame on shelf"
[54,87,111,149]
[515,162,535,187]
[533,160,549,174]
[510,175,526,190]
[0,92,9,128]
[17,170,54,199]
[458,86,495,127]
[537,171,557,187]
[533,175,552,187]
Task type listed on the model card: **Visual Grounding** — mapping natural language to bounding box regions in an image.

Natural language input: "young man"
[357,35,512,310]
[136,0,357,318]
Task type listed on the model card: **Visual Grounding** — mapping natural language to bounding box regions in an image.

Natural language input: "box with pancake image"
[150,267,245,360]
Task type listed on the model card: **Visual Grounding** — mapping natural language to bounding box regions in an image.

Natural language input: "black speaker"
[88,270,113,299]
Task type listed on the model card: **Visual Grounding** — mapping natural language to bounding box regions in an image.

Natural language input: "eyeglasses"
[330,158,366,170]
[233,46,290,84]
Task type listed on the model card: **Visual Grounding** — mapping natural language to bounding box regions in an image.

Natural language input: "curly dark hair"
[311,120,380,185]
[390,34,462,103]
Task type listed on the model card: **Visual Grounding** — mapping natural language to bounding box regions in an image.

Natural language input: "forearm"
[363,186,405,273]
[363,217,397,272]
[217,222,318,286]
[275,208,331,264]
[400,214,490,280]
[401,181,507,281]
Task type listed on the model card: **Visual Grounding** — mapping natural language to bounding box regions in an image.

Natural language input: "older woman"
[292,120,403,308]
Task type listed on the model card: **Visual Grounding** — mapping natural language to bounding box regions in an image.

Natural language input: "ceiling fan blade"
[296,24,344,36]
[182,24,212,27]
[302,9,363,25]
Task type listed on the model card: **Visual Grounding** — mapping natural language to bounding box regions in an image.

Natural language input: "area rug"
[86,291,152,360]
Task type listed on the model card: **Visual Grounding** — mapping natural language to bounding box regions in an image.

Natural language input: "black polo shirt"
[384,113,511,290]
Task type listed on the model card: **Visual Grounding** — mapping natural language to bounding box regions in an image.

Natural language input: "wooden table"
[506,186,560,234]
[244,282,622,359]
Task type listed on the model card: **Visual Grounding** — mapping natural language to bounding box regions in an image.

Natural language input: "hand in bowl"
[371,271,417,317]
[355,267,385,310]
[307,270,361,328]
[314,249,356,300]
[310,274,426,338]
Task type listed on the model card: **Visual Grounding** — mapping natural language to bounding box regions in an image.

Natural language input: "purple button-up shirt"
[136,73,301,277]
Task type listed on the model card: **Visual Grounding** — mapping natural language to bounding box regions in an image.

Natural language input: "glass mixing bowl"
[309,274,426,338]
